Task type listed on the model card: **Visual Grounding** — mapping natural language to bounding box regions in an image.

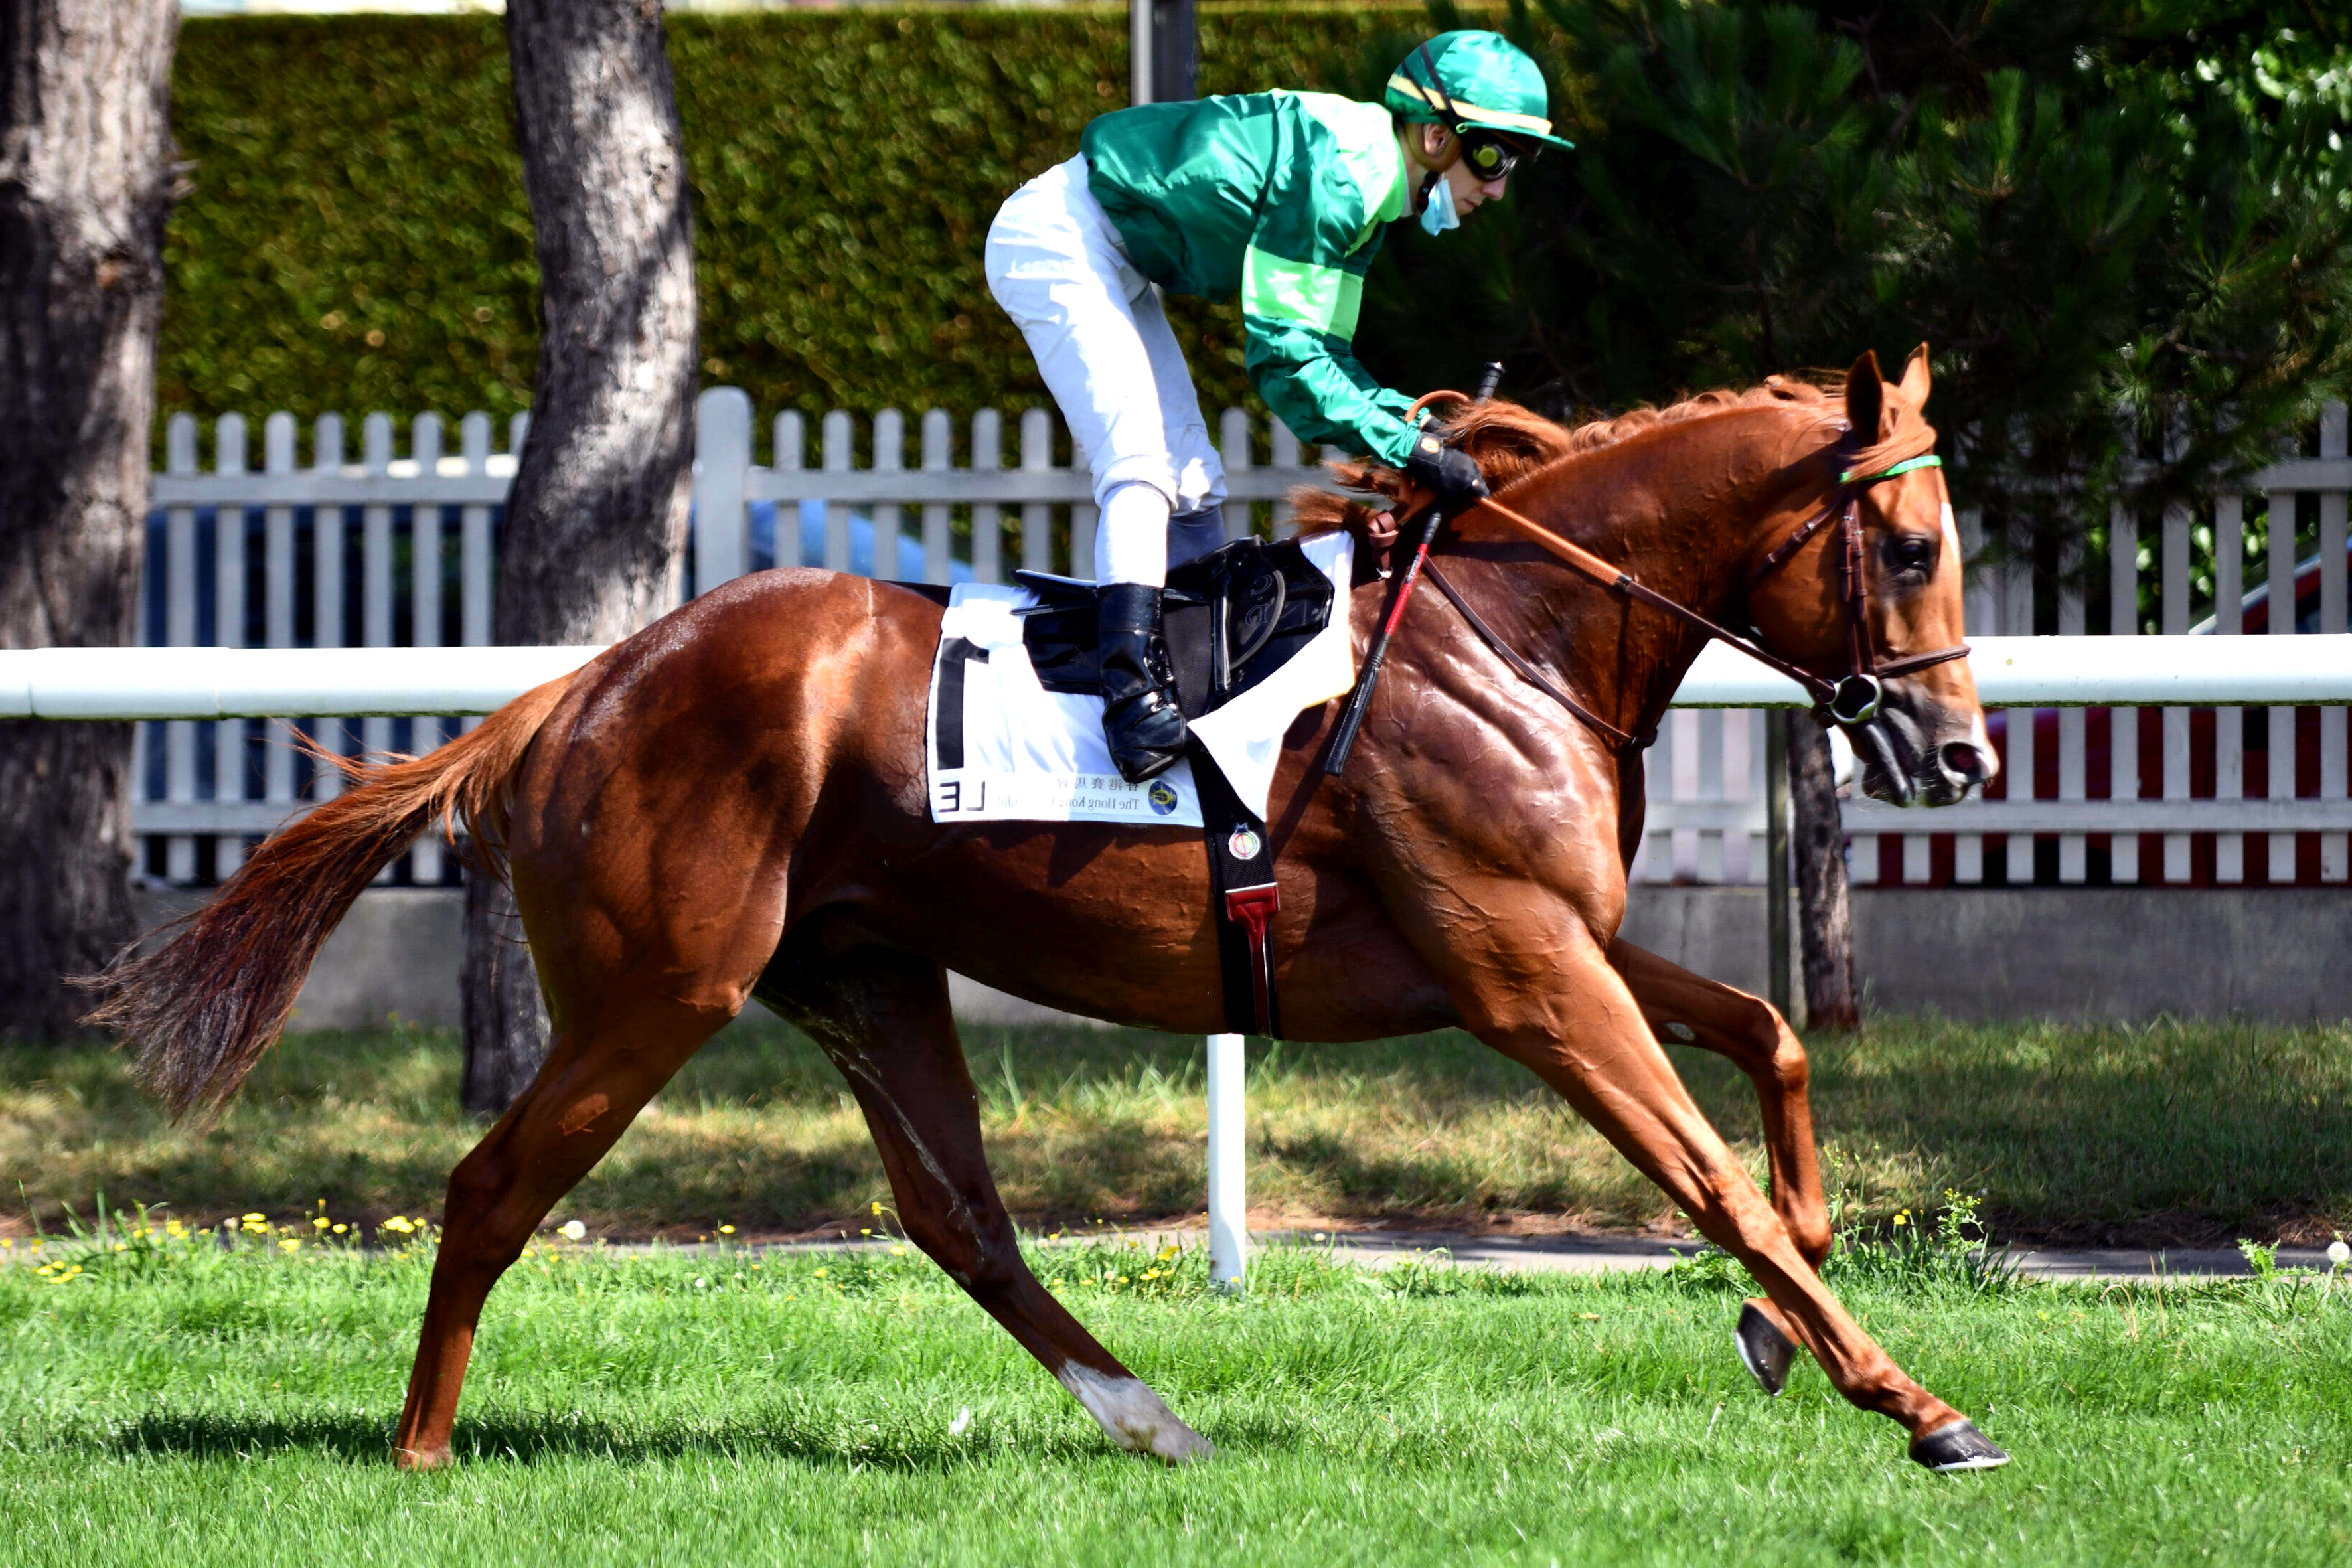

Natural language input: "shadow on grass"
[93,1407,1115,1472]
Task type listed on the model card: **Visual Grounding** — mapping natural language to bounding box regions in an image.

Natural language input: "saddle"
[1010,538,1337,1038]
[1012,538,1336,718]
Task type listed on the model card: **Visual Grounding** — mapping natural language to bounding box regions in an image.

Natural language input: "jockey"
[985,29,1572,783]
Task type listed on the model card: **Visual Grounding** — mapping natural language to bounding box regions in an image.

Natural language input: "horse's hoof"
[1733,1300,1795,1396]
[1908,1418,2010,1472]
[392,1444,453,1471]
[1146,1424,1217,1465]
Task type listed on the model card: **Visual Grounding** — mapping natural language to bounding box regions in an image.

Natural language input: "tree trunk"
[1788,715,1860,1031]
[459,0,696,1115]
[0,0,179,1038]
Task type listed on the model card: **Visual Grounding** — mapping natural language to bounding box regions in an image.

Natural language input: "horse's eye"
[1887,535,1936,575]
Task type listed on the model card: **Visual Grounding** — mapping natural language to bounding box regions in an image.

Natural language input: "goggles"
[1454,129,1528,183]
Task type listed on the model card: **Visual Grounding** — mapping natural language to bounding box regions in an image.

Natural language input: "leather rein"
[1373,416,1971,754]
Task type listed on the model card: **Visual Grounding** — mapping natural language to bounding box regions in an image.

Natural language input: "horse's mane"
[1293,376,1846,538]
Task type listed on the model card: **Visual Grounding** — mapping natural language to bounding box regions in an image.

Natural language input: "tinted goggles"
[1456,128,1531,183]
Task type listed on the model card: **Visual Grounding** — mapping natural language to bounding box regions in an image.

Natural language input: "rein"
[1359,424,1969,759]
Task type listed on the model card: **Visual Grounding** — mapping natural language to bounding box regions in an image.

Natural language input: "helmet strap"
[1411,122,1462,179]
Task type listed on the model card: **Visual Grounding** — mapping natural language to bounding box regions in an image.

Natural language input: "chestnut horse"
[88,347,2007,1471]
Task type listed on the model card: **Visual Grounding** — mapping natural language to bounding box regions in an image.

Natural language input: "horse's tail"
[78,670,584,1119]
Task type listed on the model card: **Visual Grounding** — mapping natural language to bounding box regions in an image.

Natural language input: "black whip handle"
[1321,502,1446,777]
[1320,362,1501,778]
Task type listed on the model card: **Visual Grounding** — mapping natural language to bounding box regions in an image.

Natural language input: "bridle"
[1378,411,1972,754]
[1737,430,1972,726]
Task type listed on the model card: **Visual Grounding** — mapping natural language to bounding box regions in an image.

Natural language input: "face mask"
[1419,170,1460,237]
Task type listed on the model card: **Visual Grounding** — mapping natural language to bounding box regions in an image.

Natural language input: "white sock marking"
[1055,1364,1214,1463]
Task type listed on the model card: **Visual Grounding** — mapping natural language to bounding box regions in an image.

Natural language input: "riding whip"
[1321,360,1505,777]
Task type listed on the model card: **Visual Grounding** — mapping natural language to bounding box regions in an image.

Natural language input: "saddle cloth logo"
[925,531,1356,827]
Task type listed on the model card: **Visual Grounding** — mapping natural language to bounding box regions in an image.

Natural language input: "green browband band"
[1840,453,1943,485]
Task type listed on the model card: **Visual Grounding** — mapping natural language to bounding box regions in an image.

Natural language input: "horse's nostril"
[1940,740,1992,785]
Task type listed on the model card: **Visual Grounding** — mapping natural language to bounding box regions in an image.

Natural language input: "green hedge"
[162,6,1443,437]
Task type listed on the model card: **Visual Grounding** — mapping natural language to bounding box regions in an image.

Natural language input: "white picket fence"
[132,390,2352,888]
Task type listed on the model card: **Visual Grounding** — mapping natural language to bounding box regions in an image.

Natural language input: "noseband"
[1397,426,1970,749]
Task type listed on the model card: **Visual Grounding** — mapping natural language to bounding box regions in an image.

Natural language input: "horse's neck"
[1452,407,1829,738]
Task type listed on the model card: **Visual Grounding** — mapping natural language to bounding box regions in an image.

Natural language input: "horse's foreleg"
[1608,939,1829,1269]
[1467,937,1998,1465]
[392,993,728,1468]
[757,933,1213,1464]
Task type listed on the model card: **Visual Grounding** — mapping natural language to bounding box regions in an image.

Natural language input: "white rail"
[14,637,2352,720]
[117,390,2352,888]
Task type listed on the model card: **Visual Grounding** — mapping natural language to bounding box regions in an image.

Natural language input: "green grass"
[3,1225,2349,1566]
[5,1016,2350,1245]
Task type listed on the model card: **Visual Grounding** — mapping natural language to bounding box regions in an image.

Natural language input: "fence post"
[362,413,395,882]
[2108,505,2139,883]
[1205,1032,1245,1293]
[164,414,198,884]
[212,412,248,879]
[823,411,853,573]
[972,409,1002,584]
[874,408,905,580]
[312,413,349,797]
[2267,473,2299,882]
[921,408,953,585]
[2214,493,2244,882]
[1020,410,1054,576]
[694,386,752,593]
[1269,418,1302,539]
[458,412,495,738]
[2162,494,2193,882]
[263,413,298,812]
[1219,407,1251,541]
[1766,710,1791,1018]
[2057,544,2086,883]
[2321,401,2347,880]
[1952,507,1987,884]
[409,412,446,884]
[773,410,805,570]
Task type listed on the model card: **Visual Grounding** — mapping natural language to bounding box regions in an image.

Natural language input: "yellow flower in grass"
[279,1239,301,1253]
[312,1216,332,1231]
[718,1225,736,1235]
[382,1216,416,1235]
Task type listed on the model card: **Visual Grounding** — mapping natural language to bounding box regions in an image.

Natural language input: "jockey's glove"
[1405,432,1490,512]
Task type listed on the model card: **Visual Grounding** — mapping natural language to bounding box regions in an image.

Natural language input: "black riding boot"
[1097,582,1190,783]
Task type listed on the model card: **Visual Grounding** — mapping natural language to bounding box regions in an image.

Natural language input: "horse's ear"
[1898,343,1932,404]
[1844,350,1887,438]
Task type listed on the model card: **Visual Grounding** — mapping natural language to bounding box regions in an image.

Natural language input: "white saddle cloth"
[925,532,1356,826]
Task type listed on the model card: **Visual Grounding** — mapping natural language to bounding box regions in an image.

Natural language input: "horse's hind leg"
[756,927,1214,1464]
[392,991,728,1468]
[1608,939,1828,1397]
[1608,939,1830,1267]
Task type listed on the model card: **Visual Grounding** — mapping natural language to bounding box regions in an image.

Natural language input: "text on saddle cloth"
[925,532,1356,827]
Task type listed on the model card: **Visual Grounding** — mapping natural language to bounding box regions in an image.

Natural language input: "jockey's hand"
[1405,431,1489,512]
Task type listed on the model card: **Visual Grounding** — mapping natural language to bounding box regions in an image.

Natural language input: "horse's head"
[1745,347,1996,807]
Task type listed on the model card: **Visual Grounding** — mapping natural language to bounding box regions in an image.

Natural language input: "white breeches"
[985,154,1228,587]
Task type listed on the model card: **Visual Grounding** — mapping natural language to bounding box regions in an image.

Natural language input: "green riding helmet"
[1383,29,1575,164]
